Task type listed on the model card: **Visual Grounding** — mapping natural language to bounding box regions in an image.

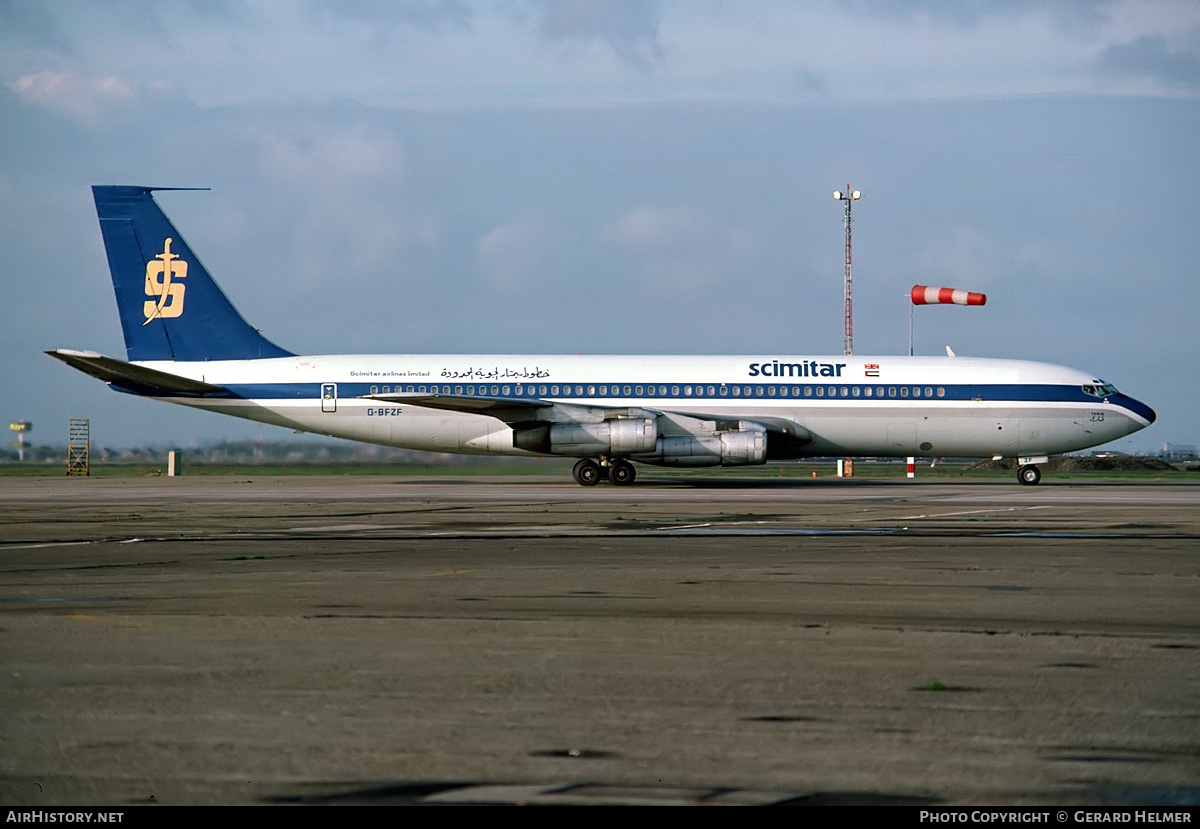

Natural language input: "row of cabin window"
[368,384,948,399]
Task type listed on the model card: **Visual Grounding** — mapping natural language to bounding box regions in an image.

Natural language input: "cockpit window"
[1083,381,1119,397]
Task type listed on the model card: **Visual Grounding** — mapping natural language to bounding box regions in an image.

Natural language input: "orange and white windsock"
[911,285,987,306]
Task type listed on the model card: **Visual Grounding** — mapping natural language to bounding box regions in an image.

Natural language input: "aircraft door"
[321,383,337,413]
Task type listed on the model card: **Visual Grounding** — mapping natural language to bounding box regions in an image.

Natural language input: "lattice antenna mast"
[833,187,861,356]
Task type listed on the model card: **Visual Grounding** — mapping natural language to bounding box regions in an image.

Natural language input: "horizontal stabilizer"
[45,349,226,396]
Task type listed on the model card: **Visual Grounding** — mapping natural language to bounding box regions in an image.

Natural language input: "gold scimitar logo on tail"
[142,238,187,325]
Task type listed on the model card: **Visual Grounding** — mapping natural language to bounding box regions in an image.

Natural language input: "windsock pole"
[909,285,987,355]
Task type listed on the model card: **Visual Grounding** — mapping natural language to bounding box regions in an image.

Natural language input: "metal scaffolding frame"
[67,418,89,476]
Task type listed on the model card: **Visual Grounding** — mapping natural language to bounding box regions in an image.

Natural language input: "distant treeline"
[2,439,501,466]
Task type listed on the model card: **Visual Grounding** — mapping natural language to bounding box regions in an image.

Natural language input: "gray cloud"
[309,0,473,32]
[0,0,74,53]
[537,0,663,69]
[841,0,1117,31]
[794,65,830,97]
[1097,35,1200,93]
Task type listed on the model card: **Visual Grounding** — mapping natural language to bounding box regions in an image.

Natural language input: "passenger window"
[370,386,378,394]
[900,387,909,397]
[671,385,680,396]
[937,387,945,397]
[635,386,644,395]
[852,387,860,397]
[804,386,812,396]
[767,386,776,396]
[720,386,728,396]
[888,387,896,397]
[925,387,933,398]
[816,387,824,397]
[864,387,872,397]
[840,387,848,397]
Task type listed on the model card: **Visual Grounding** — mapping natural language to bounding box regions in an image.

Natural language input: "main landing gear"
[572,458,637,487]
[1017,464,1042,486]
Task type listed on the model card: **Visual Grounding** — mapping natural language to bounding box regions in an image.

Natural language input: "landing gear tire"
[1017,464,1042,486]
[572,458,602,487]
[609,459,636,487]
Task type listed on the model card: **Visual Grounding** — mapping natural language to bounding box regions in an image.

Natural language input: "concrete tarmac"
[1,473,1198,807]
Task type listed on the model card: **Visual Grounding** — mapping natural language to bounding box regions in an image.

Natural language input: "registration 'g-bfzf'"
[48,186,1156,486]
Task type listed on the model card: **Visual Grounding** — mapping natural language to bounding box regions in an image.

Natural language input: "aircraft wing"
[369,392,813,449]
[370,392,669,426]
[45,349,226,396]
[370,392,546,418]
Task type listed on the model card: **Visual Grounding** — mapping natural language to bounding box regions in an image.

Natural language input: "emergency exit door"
[321,383,337,413]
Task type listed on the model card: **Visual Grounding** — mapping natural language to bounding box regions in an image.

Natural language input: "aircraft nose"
[1120,395,1156,425]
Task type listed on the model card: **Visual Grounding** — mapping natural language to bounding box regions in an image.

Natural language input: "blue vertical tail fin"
[93,185,293,362]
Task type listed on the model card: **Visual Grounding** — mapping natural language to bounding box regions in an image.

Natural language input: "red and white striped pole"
[833,188,861,356]
[834,188,861,477]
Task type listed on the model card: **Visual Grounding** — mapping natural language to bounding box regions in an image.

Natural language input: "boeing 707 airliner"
[47,186,1156,486]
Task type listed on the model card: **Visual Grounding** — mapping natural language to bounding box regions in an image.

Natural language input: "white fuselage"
[129,353,1153,462]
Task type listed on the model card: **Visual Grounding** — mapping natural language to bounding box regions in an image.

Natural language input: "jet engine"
[512,417,658,456]
[636,422,767,467]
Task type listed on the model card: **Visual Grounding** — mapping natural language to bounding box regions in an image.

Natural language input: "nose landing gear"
[1017,464,1042,485]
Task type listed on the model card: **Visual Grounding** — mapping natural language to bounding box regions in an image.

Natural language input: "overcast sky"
[2,0,1197,454]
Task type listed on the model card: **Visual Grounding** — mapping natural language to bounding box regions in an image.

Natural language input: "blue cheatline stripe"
[117,380,1132,409]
